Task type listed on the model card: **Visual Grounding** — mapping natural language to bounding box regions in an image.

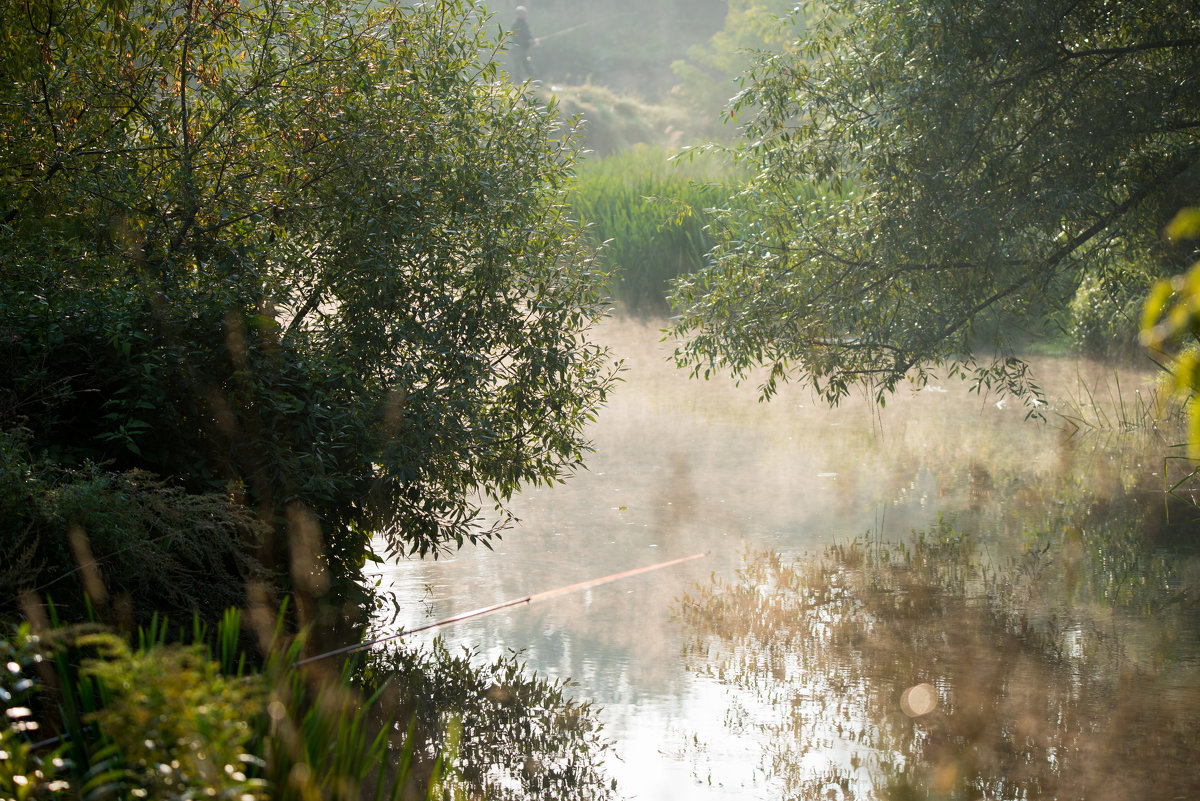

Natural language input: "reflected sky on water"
[370,320,1199,800]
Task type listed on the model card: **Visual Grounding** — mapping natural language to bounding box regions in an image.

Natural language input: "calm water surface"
[371,321,1200,800]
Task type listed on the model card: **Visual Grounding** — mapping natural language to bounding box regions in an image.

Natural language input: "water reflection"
[374,321,1199,799]
[680,519,1200,800]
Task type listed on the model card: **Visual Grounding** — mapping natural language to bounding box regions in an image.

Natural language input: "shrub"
[1,0,617,605]
[1068,269,1150,361]
[80,634,267,801]
[0,429,267,624]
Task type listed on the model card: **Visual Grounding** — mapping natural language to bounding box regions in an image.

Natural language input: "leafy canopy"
[671,0,1200,404]
[0,0,616,583]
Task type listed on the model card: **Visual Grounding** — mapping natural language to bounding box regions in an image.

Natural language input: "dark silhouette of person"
[511,6,537,82]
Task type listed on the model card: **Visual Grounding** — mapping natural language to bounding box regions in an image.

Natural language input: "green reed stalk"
[570,145,741,315]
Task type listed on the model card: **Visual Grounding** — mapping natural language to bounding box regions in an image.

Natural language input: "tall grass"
[570,145,742,316]
[1,606,408,801]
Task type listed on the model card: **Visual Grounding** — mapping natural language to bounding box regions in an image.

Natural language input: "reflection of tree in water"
[680,518,1200,800]
[366,640,617,801]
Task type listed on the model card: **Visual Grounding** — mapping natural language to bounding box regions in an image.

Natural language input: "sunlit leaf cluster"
[1141,206,1200,457]
[79,633,266,801]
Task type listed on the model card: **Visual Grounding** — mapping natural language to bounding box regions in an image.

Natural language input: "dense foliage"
[0,0,616,606]
[0,429,266,622]
[671,0,1200,404]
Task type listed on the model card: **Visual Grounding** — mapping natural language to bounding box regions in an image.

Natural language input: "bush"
[1,0,617,600]
[0,619,383,801]
[1068,270,1150,361]
[0,429,267,624]
[80,635,266,801]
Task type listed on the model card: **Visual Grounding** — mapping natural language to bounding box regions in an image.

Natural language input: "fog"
[373,319,1194,800]
[495,0,729,97]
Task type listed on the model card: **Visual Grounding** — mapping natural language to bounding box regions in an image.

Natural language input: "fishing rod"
[22,552,708,752]
[530,19,599,44]
[523,12,638,45]
[295,550,708,667]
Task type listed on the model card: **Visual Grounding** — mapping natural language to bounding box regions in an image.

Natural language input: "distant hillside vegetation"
[509,0,728,98]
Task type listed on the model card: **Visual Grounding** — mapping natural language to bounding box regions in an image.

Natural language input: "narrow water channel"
[371,320,1200,800]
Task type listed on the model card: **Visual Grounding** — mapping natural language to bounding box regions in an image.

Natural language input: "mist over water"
[372,319,1198,800]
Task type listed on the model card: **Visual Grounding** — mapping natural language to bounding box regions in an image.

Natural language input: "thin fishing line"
[24,552,709,752]
[295,551,708,667]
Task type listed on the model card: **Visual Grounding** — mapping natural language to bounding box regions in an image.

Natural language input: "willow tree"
[0,0,615,595]
[671,0,1200,405]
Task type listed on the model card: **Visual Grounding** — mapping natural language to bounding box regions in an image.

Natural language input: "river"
[370,319,1200,800]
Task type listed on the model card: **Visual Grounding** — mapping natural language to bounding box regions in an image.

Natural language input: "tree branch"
[1062,38,1200,60]
[895,152,1198,376]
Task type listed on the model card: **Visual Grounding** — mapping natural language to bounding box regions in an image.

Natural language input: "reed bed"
[569,145,742,316]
